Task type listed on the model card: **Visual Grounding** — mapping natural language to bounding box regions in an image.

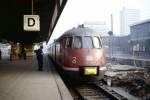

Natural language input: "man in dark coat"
[22,47,27,60]
[35,46,43,71]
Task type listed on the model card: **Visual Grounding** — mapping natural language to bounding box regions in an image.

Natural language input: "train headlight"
[100,66,107,70]
[84,67,97,75]
[72,57,77,64]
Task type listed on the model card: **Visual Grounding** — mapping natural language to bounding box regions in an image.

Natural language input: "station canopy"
[0,0,67,43]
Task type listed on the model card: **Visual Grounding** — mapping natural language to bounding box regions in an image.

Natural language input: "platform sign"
[23,15,40,31]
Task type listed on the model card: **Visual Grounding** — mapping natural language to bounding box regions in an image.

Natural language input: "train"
[48,26,107,79]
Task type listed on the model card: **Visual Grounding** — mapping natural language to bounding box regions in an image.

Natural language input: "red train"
[48,26,107,79]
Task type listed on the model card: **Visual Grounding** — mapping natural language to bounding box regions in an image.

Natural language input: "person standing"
[21,44,27,60]
[23,48,27,60]
[35,46,43,71]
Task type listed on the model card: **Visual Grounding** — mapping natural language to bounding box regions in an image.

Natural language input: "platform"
[0,56,73,100]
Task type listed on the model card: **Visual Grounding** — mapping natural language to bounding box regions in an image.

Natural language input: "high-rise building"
[120,7,140,36]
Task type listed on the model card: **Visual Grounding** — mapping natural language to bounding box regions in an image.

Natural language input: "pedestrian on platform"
[35,46,43,71]
[23,48,27,60]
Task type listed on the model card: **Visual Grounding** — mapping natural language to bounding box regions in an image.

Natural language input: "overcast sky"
[48,0,150,44]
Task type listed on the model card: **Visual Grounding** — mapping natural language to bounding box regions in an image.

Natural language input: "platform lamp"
[108,31,113,63]
[129,40,137,67]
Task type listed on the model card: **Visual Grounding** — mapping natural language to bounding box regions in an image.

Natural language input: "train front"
[63,35,107,79]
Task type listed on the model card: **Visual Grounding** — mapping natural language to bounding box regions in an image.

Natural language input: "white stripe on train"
[62,66,107,71]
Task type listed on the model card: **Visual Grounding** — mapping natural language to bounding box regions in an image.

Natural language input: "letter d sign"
[24,15,40,31]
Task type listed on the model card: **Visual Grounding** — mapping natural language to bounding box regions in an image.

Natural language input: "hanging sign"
[23,15,40,31]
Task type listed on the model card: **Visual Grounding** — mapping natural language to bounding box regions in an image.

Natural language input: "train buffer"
[0,56,73,100]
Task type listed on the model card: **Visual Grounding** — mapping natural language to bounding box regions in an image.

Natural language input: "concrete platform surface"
[0,56,72,100]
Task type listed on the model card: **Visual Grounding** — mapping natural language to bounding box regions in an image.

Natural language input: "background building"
[102,36,130,57]
[120,7,140,36]
[130,19,150,58]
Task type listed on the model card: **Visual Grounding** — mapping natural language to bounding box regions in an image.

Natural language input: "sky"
[48,0,150,44]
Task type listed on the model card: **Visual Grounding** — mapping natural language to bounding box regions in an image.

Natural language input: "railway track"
[73,83,127,100]
[51,57,146,100]
[54,64,129,100]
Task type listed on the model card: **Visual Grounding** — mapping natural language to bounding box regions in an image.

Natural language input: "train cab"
[49,27,107,79]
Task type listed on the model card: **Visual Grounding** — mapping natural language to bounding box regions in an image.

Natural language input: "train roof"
[60,27,100,38]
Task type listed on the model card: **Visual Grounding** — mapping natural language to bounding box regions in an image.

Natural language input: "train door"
[51,46,53,58]
[54,44,57,61]
[52,45,55,60]
[60,38,66,64]
[56,43,60,63]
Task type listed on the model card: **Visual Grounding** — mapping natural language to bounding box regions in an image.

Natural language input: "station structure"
[0,0,74,100]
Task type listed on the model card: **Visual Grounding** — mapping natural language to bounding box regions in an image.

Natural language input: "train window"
[66,37,73,48]
[72,36,82,49]
[93,37,101,48]
[83,37,93,48]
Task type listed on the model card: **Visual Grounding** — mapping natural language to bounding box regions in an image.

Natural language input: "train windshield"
[72,36,82,49]
[72,36,102,49]
[83,36,93,48]
[93,37,102,48]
